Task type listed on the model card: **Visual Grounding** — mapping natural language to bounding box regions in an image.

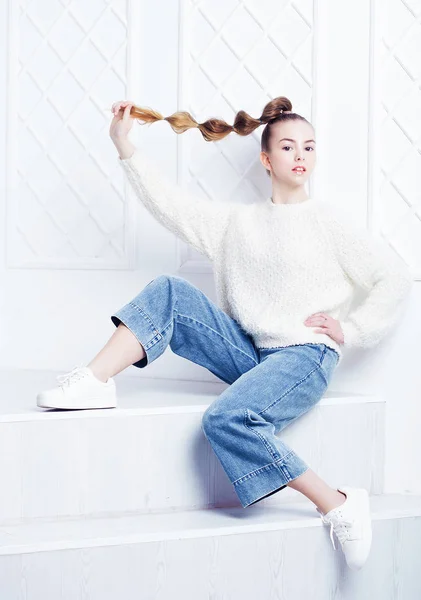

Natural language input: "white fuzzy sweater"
[119,148,413,363]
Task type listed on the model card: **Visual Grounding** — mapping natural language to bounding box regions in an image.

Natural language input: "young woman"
[36,97,412,570]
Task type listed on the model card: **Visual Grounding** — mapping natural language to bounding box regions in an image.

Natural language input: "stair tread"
[0,368,382,422]
[0,494,419,555]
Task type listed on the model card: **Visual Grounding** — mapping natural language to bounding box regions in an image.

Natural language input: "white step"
[0,369,385,521]
[0,494,420,599]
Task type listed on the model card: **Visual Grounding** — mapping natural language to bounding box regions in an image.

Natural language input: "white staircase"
[0,368,419,598]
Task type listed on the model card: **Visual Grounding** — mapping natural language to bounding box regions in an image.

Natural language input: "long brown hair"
[128,96,310,176]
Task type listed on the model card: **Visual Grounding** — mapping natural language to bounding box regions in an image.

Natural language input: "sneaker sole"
[37,395,117,410]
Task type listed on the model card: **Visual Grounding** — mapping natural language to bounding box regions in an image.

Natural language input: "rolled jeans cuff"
[233,451,309,508]
[111,301,166,368]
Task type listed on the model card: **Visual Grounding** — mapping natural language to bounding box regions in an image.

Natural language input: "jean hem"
[233,452,309,508]
[110,302,165,368]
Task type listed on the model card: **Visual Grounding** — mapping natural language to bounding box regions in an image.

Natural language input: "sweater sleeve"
[319,203,413,349]
[118,148,235,260]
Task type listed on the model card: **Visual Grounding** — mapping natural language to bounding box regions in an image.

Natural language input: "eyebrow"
[279,138,316,143]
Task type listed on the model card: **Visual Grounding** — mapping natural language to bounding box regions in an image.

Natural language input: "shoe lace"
[318,508,356,550]
[57,365,87,388]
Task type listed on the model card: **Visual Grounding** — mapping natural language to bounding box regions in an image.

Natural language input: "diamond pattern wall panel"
[377,0,421,278]
[7,0,135,268]
[177,0,315,270]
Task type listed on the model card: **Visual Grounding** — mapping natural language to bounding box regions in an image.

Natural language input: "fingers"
[303,312,335,339]
[122,103,133,122]
[304,316,329,325]
[111,100,135,116]
[314,328,332,336]
[111,101,123,114]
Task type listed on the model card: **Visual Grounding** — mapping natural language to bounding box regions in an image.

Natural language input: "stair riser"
[0,517,419,599]
[0,401,385,522]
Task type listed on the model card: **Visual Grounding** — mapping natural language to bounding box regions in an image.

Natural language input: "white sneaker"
[317,486,372,570]
[36,365,117,410]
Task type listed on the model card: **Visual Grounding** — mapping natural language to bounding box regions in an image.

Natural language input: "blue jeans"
[111,275,340,508]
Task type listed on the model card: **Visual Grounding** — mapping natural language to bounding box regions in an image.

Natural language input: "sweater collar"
[265,196,317,212]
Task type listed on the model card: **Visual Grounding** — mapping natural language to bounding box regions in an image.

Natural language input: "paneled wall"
[7,0,137,269]
[371,0,421,279]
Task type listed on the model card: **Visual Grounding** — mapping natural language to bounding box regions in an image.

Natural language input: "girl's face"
[260,120,316,185]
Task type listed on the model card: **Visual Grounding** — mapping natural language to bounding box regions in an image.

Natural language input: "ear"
[260,151,271,172]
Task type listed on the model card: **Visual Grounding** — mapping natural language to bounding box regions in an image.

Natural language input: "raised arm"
[318,203,413,348]
[117,147,235,260]
[109,102,235,260]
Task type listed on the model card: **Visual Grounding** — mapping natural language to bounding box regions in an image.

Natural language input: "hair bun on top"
[261,109,293,124]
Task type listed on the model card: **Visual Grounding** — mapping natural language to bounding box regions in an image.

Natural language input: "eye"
[282,146,315,151]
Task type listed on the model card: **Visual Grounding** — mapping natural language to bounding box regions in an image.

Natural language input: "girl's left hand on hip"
[304,313,344,345]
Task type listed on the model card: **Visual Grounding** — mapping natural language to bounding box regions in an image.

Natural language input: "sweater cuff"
[340,320,361,348]
[118,149,137,162]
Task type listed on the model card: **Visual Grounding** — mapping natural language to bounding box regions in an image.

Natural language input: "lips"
[292,166,306,172]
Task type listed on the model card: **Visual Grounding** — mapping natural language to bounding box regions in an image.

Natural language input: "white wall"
[0,0,419,493]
